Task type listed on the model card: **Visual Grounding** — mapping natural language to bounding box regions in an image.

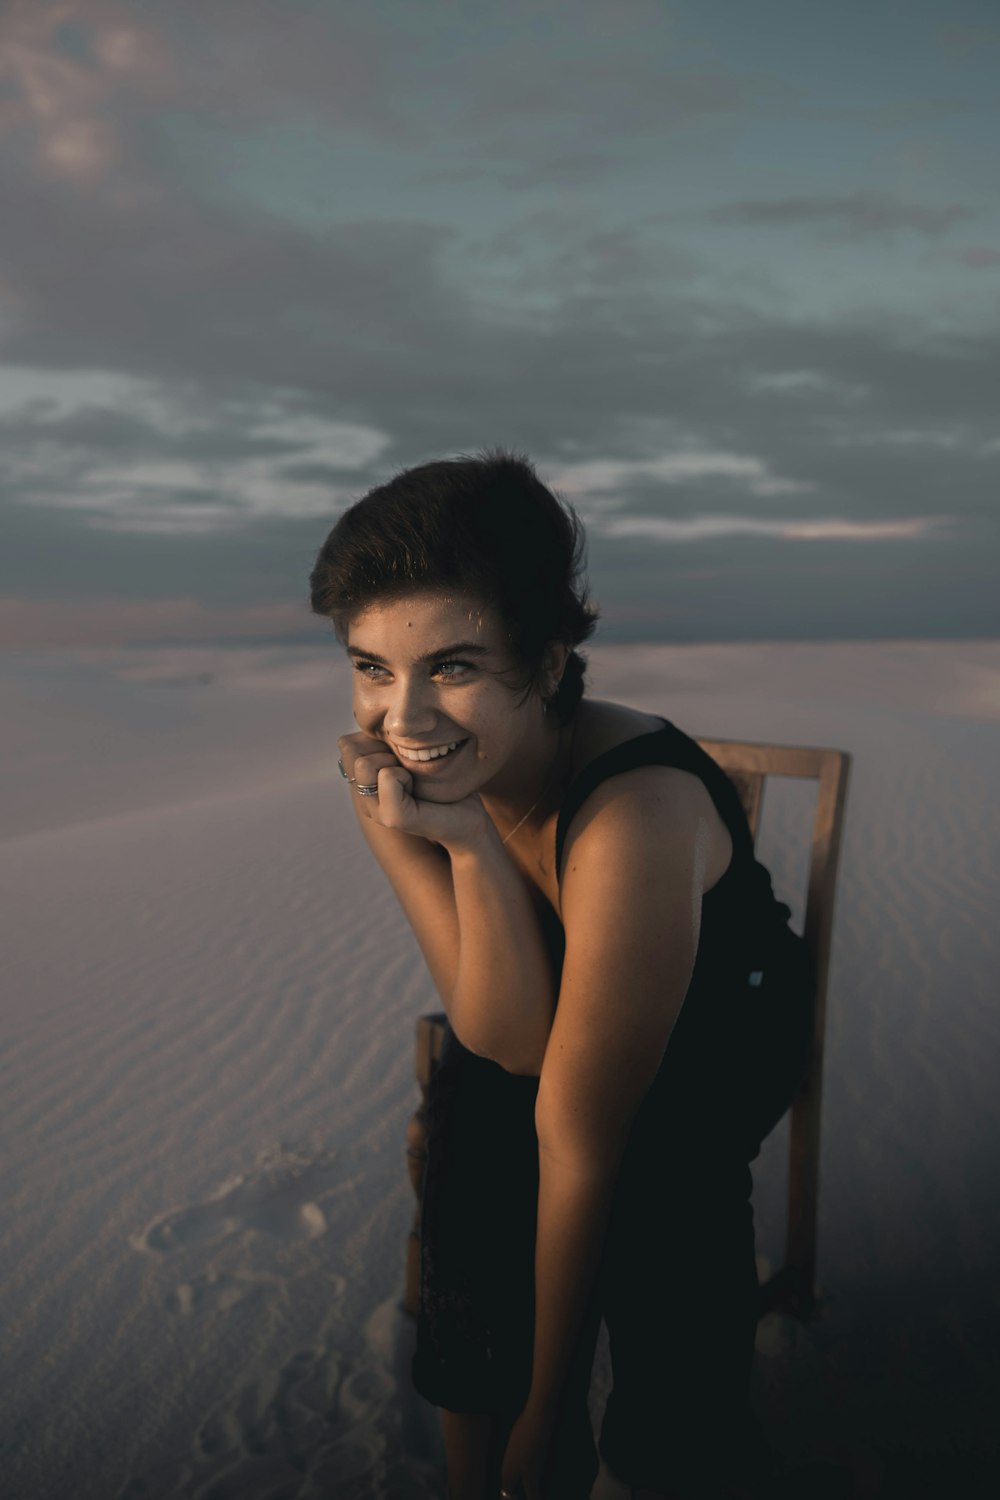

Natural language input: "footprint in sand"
[116,1336,442,1498]
[239,1347,391,1489]
[117,1342,372,1498]
[133,1144,341,1257]
[130,1143,348,1321]
[169,1266,295,1315]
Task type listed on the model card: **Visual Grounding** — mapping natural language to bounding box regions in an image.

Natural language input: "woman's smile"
[392,736,470,768]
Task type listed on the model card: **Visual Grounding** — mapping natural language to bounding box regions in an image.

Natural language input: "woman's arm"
[350,801,462,1009]
[344,744,558,1073]
[525,767,710,1415]
[447,827,558,1075]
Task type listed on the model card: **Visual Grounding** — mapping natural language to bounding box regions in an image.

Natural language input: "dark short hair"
[308,445,600,722]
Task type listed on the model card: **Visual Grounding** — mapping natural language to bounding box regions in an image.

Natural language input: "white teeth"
[396,739,464,763]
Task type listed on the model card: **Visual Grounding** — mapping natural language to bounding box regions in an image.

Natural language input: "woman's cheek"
[352,685,378,720]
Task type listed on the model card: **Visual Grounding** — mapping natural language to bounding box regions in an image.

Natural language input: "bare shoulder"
[568,697,665,773]
[564,698,732,893]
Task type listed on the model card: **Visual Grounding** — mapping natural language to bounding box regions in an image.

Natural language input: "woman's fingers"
[374,765,416,827]
[338,735,395,784]
[337,731,395,781]
[337,734,423,830]
[352,750,397,791]
[334,735,417,827]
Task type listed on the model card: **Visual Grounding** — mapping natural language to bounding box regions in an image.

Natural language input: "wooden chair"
[403,734,851,1321]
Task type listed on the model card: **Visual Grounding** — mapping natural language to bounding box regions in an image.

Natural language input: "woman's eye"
[436,659,473,678]
[351,659,473,680]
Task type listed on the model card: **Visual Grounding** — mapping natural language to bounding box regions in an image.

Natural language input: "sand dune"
[1,640,998,1499]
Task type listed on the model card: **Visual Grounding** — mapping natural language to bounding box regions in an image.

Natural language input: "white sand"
[1,640,998,1499]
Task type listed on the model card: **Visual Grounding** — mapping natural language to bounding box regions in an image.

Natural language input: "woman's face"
[346,590,558,801]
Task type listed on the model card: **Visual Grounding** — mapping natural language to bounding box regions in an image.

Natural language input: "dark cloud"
[0,404,168,456]
[5,270,997,545]
[0,0,996,644]
[955,247,1000,268]
[841,98,968,129]
[0,403,351,466]
[708,192,973,237]
[0,148,468,390]
[938,22,1000,61]
[276,462,367,485]
[455,59,753,136]
[105,0,410,140]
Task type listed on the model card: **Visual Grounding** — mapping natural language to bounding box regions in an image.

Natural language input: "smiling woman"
[307,449,814,1500]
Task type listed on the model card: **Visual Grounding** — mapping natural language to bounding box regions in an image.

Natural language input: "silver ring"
[337,756,356,782]
[355,783,379,797]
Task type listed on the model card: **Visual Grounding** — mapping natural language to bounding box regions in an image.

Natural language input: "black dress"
[411,717,815,1495]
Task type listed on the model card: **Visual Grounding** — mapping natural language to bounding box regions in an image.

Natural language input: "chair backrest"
[693,735,852,1314]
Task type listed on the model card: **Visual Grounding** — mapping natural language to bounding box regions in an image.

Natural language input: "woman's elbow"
[448,1019,541,1076]
[535,1093,636,1174]
[501,1052,544,1079]
[484,1027,546,1076]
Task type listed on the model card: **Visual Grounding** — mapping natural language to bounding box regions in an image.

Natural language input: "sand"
[1,639,998,1499]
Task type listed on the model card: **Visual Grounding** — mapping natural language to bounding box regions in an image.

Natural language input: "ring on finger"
[355,783,379,797]
[337,756,356,782]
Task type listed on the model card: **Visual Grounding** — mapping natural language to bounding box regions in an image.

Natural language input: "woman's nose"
[383,678,439,737]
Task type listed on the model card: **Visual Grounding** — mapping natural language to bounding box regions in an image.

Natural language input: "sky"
[1,0,998,647]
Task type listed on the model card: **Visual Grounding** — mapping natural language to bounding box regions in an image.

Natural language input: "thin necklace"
[499,723,570,847]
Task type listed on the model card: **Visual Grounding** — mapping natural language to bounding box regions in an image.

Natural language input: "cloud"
[938,23,1000,62]
[0,0,176,184]
[592,515,954,544]
[0,0,407,189]
[0,370,390,533]
[551,451,815,504]
[1,0,742,203]
[455,58,749,138]
[708,192,972,238]
[744,370,867,401]
[956,247,1000,269]
[0,0,997,645]
[824,426,979,451]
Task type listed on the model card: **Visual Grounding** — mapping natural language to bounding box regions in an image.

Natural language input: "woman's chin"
[412,783,470,803]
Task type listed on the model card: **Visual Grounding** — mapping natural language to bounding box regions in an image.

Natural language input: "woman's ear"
[542,641,571,697]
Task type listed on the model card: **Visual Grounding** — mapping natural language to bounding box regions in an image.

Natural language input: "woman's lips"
[393,737,469,770]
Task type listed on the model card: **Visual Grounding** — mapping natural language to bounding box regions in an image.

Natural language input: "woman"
[309,448,814,1500]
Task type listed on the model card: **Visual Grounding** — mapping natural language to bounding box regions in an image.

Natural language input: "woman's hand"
[499,1402,557,1500]
[337,731,490,852]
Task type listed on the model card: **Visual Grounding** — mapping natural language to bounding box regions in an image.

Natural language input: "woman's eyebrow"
[346,642,491,665]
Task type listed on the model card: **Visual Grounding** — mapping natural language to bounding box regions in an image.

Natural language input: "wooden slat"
[781,746,851,1310]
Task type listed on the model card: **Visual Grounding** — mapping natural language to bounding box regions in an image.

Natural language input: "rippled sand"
[2,640,998,1499]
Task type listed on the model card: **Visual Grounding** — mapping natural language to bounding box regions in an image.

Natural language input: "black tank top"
[544,715,800,989]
